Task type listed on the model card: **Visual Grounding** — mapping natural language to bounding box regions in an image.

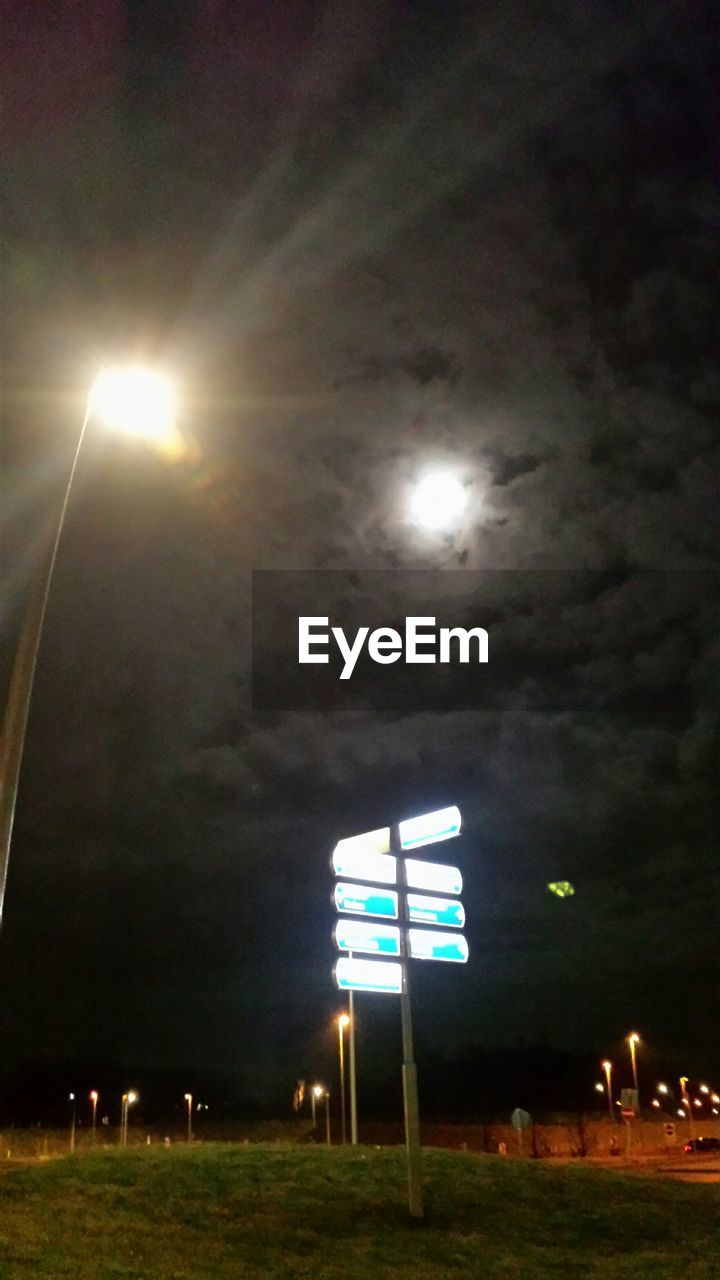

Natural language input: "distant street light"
[601,1060,614,1122]
[0,366,178,927]
[699,1084,709,1094]
[594,1083,604,1094]
[627,1033,640,1103]
[657,1083,669,1095]
[90,1090,99,1134]
[311,1084,324,1128]
[651,1099,660,1109]
[679,1077,695,1142]
[711,1094,720,1106]
[121,1090,138,1146]
[337,1013,350,1145]
[184,1093,193,1143]
[69,1093,76,1154]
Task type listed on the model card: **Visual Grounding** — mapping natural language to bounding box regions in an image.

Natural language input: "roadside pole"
[349,987,358,1144]
[398,849,423,1219]
[325,1091,331,1146]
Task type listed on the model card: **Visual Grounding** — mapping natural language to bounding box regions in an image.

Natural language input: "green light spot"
[547,881,575,898]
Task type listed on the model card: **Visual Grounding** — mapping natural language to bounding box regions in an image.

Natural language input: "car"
[683,1136,720,1154]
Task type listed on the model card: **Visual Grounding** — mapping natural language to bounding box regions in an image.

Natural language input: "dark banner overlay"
[251,569,718,722]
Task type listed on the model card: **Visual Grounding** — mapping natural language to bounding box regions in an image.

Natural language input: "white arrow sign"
[398,805,461,850]
[405,858,462,895]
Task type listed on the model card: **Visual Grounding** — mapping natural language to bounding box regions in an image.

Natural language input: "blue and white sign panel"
[405,858,462,896]
[407,893,465,929]
[408,929,469,963]
[335,957,403,995]
[334,882,399,920]
[332,847,397,886]
[399,805,462,850]
[334,920,401,957]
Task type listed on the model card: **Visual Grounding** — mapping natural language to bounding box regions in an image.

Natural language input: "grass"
[0,1143,715,1279]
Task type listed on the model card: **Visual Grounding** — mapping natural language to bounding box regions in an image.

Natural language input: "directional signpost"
[407,893,465,928]
[330,805,468,1219]
[335,920,401,956]
[334,883,398,920]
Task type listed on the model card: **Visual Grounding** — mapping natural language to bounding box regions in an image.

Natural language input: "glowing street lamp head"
[628,1032,640,1045]
[657,1083,669,1095]
[601,1060,612,1073]
[127,1091,137,1105]
[90,366,176,443]
[184,1093,192,1103]
[651,1098,660,1108]
[594,1083,604,1093]
[338,1014,350,1029]
[90,1090,98,1102]
[313,1084,324,1099]
[410,471,467,531]
[699,1084,709,1094]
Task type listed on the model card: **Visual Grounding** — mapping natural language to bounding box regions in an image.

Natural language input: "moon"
[410,471,468,531]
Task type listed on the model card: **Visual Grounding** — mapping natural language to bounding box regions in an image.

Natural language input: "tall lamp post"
[337,1013,349,1145]
[324,1090,331,1146]
[69,1093,76,1154]
[184,1093,193,1143]
[627,1032,640,1104]
[121,1090,138,1147]
[0,366,176,926]
[311,1084,323,1129]
[602,1060,614,1123]
[679,1077,695,1142]
[90,1090,99,1136]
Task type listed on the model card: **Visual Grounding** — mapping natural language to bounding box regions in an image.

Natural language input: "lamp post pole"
[185,1094,193,1143]
[338,1015,348,1144]
[397,842,423,1219]
[349,990,358,1145]
[325,1091,331,1146]
[0,404,91,925]
[69,1094,76,1154]
[602,1061,613,1123]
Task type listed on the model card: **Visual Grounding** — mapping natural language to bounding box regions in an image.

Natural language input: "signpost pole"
[349,988,358,1145]
[398,849,424,1219]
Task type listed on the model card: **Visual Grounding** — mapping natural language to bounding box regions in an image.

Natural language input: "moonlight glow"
[410,472,467,530]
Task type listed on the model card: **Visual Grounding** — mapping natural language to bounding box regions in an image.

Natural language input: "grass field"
[0,1143,715,1279]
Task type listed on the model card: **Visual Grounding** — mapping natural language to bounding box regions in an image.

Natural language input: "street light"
[657,1083,669,1095]
[0,365,178,927]
[184,1093,193,1143]
[594,1083,605,1094]
[337,1013,350,1145]
[311,1084,324,1129]
[699,1084,710,1094]
[121,1090,138,1147]
[69,1093,76,1154]
[679,1077,695,1142]
[601,1060,614,1122]
[90,1090,99,1135]
[324,1090,331,1146]
[627,1033,640,1102]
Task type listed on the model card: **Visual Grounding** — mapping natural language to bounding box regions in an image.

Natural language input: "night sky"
[1,2,717,1118]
